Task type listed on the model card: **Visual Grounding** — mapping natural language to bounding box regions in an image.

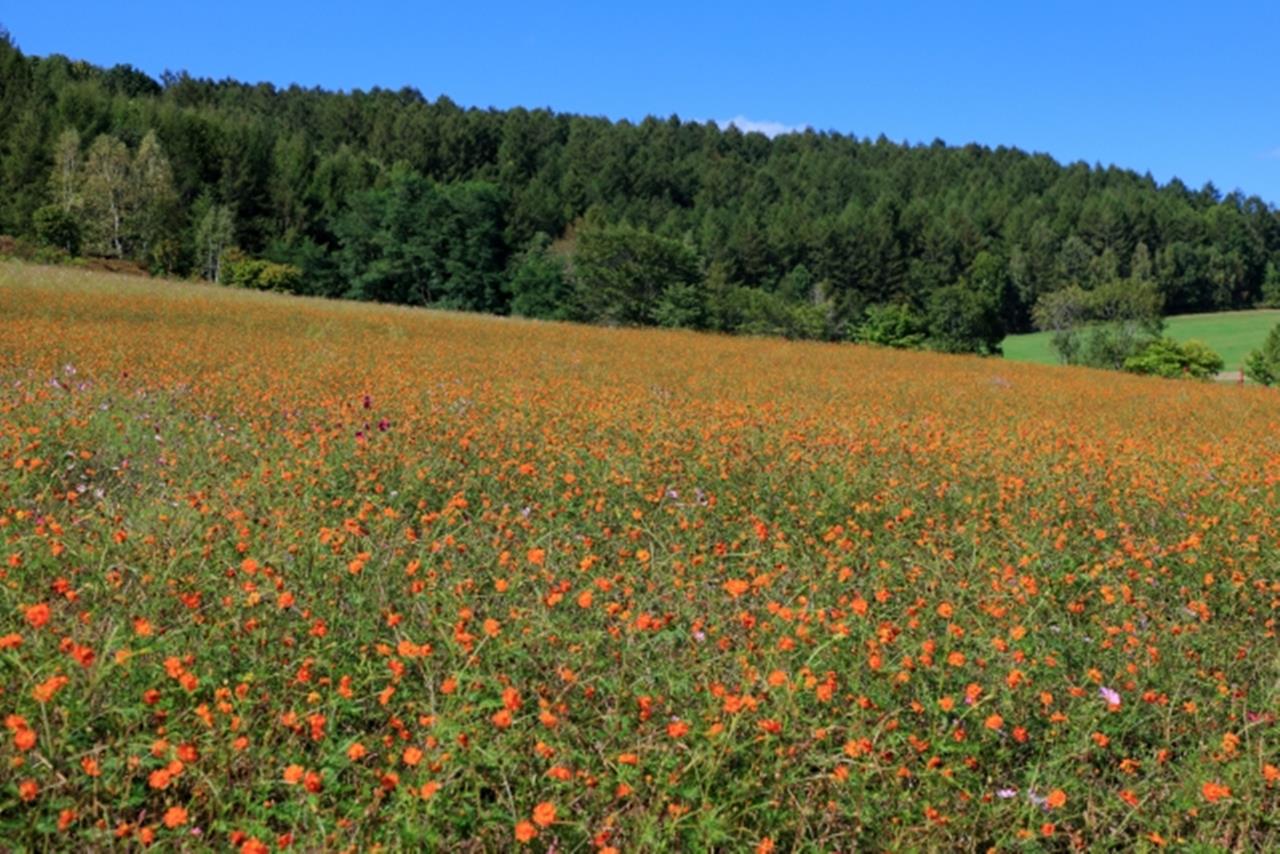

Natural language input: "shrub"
[32,205,82,255]
[925,283,1003,355]
[852,302,927,349]
[572,223,701,326]
[1244,322,1280,386]
[1033,280,1163,367]
[222,249,303,292]
[713,286,828,340]
[1124,337,1224,379]
[652,282,708,330]
[509,235,576,321]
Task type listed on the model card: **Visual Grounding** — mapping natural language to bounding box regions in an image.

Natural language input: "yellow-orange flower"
[514,821,537,843]
[532,801,556,827]
[1201,781,1231,803]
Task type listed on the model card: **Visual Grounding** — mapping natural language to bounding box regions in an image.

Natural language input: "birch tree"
[81,134,131,257]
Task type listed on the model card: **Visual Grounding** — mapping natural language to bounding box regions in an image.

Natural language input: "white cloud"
[716,115,806,138]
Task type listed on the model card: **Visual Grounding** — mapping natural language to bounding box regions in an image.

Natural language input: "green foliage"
[32,204,80,254]
[1088,278,1165,327]
[1033,279,1164,368]
[1123,337,1224,379]
[40,128,179,264]
[335,167,507,310]
[1259,262,1280,308]
[776,264,815,303]
[1244,322,1280,385]
[925,283,1003,355]
[652,282,708,330]
[0,232,72,265]
[262,236,338,296]
[222,251,303,291]
[572,222,700,326]
[193,200,235,282]
[509,234,575,321]
[80,134,131,257]
[702,284,828,340]
[852,302,928,349]
[132,130,180,266]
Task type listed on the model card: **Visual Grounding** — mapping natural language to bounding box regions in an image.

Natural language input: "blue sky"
[4,2,1278,203]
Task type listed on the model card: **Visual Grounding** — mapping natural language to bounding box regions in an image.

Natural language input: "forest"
[3,29,1279,352]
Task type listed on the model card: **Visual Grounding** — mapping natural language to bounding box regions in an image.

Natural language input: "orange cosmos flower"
[13,727,36,751]
[24,603,50,629]
[162,806,188,828]
[532,801,557,827]
[515,820,537,843]
[1201,781,1231,803]
[32,675,69,704]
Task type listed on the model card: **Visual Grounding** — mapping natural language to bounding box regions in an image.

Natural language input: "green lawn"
[1001,309,1280,369]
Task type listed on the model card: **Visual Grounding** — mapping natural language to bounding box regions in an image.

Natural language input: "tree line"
[3,29,1279,352]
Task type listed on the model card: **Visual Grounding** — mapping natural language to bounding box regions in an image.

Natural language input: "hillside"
[2,31,1279,351]
[3,260,1278,848]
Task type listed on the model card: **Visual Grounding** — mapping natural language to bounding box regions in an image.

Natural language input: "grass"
[2,260,1279,850]
[1002,308,1280,369]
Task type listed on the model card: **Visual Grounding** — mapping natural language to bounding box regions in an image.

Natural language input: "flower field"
[2,261,1278,851]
